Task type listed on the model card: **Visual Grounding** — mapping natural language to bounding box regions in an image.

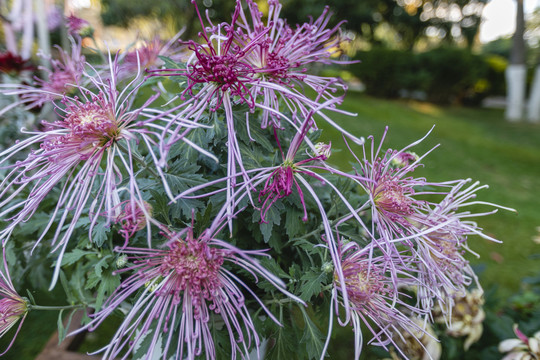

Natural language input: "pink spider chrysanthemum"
[0,55,182,288]
[79,224,303,360]
[0,39,86,113]
[0,252,28,355]
[233,0,361,141]
[410,178,514,314]
[343,128,515,312]
[147,1,269,225]
[342,127,455,256]
[324,241,429,360]
[118,30,186,81]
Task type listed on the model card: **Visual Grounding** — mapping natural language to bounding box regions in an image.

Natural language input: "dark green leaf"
[61,249,94,266]
[299,307,325,360]
[299,270,326,301]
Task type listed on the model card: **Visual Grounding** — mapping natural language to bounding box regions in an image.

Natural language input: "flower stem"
[27,304,84,311]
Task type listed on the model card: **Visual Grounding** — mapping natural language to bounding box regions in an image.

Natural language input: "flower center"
[194,53,248,88]
[64,99,118,139]
[374,181,413,216]
[159,238,225,303]
[336,262,388,304]
[265,52,289,78]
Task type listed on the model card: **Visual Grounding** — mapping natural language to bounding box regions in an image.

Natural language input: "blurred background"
[1,0,540,359]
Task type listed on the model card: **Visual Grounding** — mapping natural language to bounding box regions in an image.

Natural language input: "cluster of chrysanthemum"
[0,1,512,359]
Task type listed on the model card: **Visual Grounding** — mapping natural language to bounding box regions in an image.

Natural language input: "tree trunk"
[527,66,540,122]
[506,0,526,122]
[506,65,527,121]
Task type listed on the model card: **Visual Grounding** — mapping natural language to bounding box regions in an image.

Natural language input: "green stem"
[28,304,84,311]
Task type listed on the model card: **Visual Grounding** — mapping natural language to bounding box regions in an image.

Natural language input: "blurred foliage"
[99,0,236,38]
[281,0,487,49]
[351,47,496,104]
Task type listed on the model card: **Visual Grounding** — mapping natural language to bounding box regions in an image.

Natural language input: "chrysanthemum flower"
[325,241,428,360]
[0,252,28,355]
[81,224,303,360]
[0,54,183,287]
[119,30,186,81]
[433,288,485,350]
[346,128,514,309]
[66,14,93,38]
[410,178,511,310]
[147,1,271,224]
[499,325,540,360]
[113,200,153,247]
[233,0,361,141]
[349,128,440,244]
[0,39,85,113]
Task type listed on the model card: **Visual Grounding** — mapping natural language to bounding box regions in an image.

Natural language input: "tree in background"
[99,0,236,39]
[527,8,540,122]
[280,0,487,49]
[505,0,526,122]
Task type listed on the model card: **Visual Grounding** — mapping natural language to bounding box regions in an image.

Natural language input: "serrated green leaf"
[266,322,297,360]
[92,223,111,247]
[285,208,304,239]
[94,255,112,278]
[253,202,282,243]
[299,307,325,360]
[61,249,93,266]
[85,272,101,290]
[299,271,325,301]
[149,189,171,223]
[258,257,291,280]
[94,272,121,312]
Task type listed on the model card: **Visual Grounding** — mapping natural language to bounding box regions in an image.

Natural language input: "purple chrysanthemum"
[119,31,186,81]
[66,14,91,37]
[343,127,453,255]
[344,128,515,312]
[0,252,28,355]
[324,241,428,360]
[233,0,361,141]
[411,178,514,313]
[80,225,303,360]
[147,1,269,224]
[0,55,180,287]
[0,39,86,113]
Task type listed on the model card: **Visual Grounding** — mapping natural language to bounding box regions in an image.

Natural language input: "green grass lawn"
[318,92,540,298]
